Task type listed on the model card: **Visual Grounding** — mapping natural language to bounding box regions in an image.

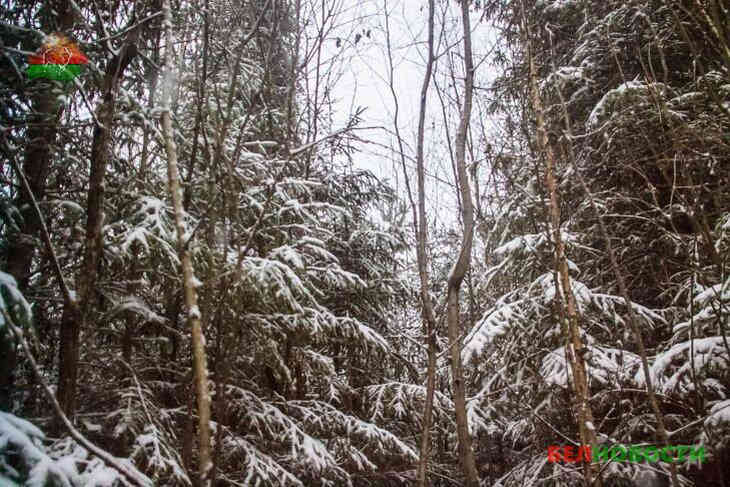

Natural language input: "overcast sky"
[307,0,497,229]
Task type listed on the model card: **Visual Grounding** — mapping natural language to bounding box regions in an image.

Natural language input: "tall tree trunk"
[447,1,479,485]
[5,90,61,288]
[5,0,74,287]
[57,33,138,419]
[2,91,60,411]
[2,4,74,411]
[521,4,602,486]
[286,0,302,146]
[160,1,213,485]
[413,0,437,485]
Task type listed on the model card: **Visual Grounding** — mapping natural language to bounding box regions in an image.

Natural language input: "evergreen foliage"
[1,0,729,485]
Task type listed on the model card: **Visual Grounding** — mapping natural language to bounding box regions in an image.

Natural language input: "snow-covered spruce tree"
[536,1,730,484]
[1,0,196,482]
[469,0,730,485]
[0,0,182,445]
[0,270,154,486]
[2,0,419,485]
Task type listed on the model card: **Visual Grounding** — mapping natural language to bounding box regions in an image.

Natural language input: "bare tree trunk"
[57,304,81,420]
[5,90,60,288]
[57,33,138,419]
[447,1,479,485]
[382,0,440,479]
[413,0,437,485]
[286,0,302,146]
[521,4,602,486]
[5,1,74,288]
[160,1,213,485]
[184,0,209,211]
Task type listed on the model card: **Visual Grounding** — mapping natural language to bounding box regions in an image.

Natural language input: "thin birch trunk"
[382,0,439,480]
[447,1,479,485]
[552,74,681,487]
[521,4,602,486]
[160,2,213,485]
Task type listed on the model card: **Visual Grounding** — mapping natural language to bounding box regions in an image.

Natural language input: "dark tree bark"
[57,31,139,419]
[2,2,74,413]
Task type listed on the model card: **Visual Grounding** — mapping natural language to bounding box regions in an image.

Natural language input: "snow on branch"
[639,337,730,394]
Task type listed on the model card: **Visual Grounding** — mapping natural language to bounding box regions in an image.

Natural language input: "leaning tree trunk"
[551,63,681,487]
[160,1,213,485]
[446,1,479,485]
[521,3,602,485]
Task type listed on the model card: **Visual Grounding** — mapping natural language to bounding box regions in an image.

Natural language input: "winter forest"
[1,0,729,485]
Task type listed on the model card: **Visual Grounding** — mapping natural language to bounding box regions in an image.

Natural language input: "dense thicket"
[463,0,730,485]
[0,1,417,485]
[2,0,729,486]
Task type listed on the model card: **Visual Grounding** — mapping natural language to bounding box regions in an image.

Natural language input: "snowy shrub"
[0,412,126,486]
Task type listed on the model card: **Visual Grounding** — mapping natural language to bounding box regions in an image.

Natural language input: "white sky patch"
[307,0,499,228]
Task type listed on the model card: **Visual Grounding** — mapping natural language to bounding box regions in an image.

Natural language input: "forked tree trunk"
[447,1,479,485]
[521,3,602,486]
[160,1,213,485]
